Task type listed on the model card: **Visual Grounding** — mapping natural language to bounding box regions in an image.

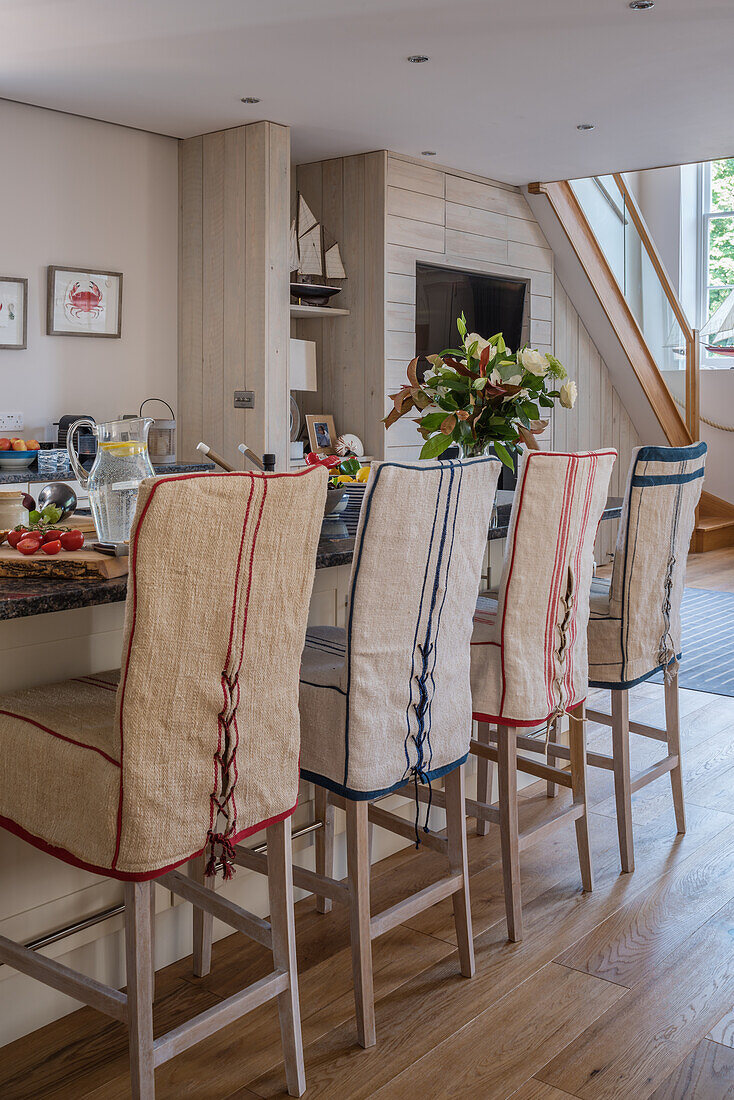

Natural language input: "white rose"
[505,374,523,386]
[489,367,502,385]
[519,348,549,376]
[465,332,491,356]
[560,379,577,409]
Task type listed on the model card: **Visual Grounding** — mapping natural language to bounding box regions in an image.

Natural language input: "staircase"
[528,174,734,552]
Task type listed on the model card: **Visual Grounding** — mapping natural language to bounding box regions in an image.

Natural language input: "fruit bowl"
[0,451,37,470]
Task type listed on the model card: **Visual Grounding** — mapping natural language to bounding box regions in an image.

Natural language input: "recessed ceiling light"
[421,150,437,157]
[407,54,430,63]
[576,123,595,131]
[241,96,260,104]
[629,0,654,8]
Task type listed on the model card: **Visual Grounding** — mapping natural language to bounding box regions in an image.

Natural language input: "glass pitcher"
[67,417,155,542]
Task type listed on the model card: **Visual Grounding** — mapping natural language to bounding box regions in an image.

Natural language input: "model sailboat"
[290,193,347,306]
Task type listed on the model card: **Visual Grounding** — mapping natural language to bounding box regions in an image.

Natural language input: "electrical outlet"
[0,413,23,432]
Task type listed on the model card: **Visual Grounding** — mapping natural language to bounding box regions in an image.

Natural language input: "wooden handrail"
[530,180,691,447]
[612,173,694,344]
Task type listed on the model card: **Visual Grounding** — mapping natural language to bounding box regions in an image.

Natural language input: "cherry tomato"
[41,540,61,555]
[7,528,27,549]
[41,529,63,544]
[60,529,84,551]
[17,537,41,555]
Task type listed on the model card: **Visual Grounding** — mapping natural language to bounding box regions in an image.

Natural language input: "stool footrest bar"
[370,875,463,940]
[630,755,679,793]
[153,969,288,1066]
[0,933,127,1021]
[159,870,272,949]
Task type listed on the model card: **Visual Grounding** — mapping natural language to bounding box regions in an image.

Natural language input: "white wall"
[0,101,178,440]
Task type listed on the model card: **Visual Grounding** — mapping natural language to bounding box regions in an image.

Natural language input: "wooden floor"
[685,547,734,592]
[4,679,734,1099]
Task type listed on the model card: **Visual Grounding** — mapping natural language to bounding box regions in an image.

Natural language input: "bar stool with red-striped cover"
[0,465,328,1098]
[470,449,616,942]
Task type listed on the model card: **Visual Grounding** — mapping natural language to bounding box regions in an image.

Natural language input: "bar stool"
[220,457,500,1048]
[547,442,707,873]
[470,449,616,942]
[0,466,327,1098]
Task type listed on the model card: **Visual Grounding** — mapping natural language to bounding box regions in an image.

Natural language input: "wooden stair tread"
[696,516,734,532]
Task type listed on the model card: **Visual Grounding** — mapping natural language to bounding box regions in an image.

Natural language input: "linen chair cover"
[0,467,327,880]
[299,457,500,799]
[588,442,706,688]
[471,449,616,726]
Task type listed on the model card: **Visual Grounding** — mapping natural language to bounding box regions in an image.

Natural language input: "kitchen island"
[0,492,625,620]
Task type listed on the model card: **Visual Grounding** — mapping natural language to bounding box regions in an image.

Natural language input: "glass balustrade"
[569,175,689,417]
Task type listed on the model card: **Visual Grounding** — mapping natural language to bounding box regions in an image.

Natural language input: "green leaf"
[522,401,540,420]
[473,376,488,390]
[420,433,453,460]
[418,411,448,432]
[493,441,514,468]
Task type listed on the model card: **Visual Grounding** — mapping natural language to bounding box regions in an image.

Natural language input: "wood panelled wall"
[384,154,555,462]
[179,121,290,467]
[294,152,386,459]
[554,275,641,562]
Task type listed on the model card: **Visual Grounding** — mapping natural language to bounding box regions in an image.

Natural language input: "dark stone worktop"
[0,461,215,486]
[0,495,623,622]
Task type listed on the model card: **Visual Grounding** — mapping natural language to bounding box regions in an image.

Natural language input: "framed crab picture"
[0,276,28,350]
[47,265,123,338]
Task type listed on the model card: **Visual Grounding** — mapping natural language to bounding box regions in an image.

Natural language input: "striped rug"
[651,587,734,697]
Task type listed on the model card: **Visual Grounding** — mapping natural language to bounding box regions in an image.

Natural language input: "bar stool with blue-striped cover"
[292,456,499,1047]
[547,442,707,874]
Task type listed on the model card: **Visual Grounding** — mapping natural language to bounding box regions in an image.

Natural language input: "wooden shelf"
[290,304,350,318]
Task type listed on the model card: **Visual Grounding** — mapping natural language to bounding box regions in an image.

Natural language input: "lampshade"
[290,338,318,391]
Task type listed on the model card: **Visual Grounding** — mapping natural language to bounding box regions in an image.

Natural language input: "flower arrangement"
[384,313,576,466]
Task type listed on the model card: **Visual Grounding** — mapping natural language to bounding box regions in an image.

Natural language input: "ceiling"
[2,0,733,184]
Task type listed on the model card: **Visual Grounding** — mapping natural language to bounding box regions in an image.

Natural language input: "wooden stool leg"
[189,852,214,978]
[665,670,686,834]
[568,703,593,893]
[546,717,559,798]
[346,799,376,1048]
[497,725,523,942]
[149,881,156,994]
[267,818,306,1097]
[475,720,493,836]
[124,881,155,1100]
[314,785,335,914]
[444,765,475,977]
[611,688,635,873]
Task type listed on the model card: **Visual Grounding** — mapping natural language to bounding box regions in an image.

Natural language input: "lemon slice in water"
[99,441,146,457]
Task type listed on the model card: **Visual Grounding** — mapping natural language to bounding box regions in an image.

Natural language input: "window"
[702,158,734,362]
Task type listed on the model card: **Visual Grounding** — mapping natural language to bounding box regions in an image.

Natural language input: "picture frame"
[47,265,123,338]
[0,276,28,350]
[306,413,337,455]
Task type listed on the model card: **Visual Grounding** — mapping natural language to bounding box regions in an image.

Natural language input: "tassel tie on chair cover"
[546,569,575,743]
[403,640,435,847]
[206,669,241,880]
[658,551,678,686]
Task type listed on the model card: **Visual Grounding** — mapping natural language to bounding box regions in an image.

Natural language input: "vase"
[459,440,489,459]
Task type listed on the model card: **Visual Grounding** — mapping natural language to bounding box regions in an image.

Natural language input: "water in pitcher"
[67,417,155,543]
[89,441,153,543]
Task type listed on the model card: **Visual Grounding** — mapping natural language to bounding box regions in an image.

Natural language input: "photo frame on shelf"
[0,276,28,350]
[306,413,337,455]
[47,265,123,338]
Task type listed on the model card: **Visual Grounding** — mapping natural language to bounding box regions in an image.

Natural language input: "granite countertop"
[0,461,215,486]
[0,495,623,621]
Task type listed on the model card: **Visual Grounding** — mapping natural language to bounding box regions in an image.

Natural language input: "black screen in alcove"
[415,263,528,356]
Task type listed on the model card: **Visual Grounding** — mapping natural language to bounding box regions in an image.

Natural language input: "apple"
[25,440,40,450]
[0,439,11,452]
[11,439,27,451]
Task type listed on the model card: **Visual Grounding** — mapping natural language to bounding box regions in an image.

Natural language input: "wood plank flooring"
[3,684,734,1098]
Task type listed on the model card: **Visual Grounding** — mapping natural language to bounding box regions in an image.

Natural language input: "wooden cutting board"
[0,542,128,580]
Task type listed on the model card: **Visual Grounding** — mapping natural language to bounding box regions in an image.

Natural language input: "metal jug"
[67,416,154,542]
